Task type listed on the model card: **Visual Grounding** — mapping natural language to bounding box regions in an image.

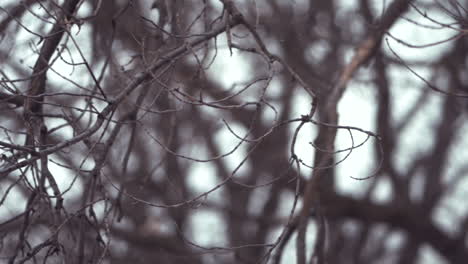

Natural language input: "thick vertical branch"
[23,0,81,146]
[296,1,413,263]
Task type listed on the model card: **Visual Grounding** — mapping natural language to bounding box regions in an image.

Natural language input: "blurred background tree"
[1,0,468,263]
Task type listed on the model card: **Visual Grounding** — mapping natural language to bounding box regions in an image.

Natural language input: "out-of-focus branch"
[297,1,413,263]
[0,0,36,35]
[323,192,468,264]
[0,92,23,106]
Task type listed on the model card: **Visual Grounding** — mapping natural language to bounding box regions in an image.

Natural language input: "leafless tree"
[1,0,468,263]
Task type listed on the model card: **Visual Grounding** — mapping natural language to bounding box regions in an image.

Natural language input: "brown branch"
[24,0,81,113]
[297,1,414,263]
[23,0,82,148]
